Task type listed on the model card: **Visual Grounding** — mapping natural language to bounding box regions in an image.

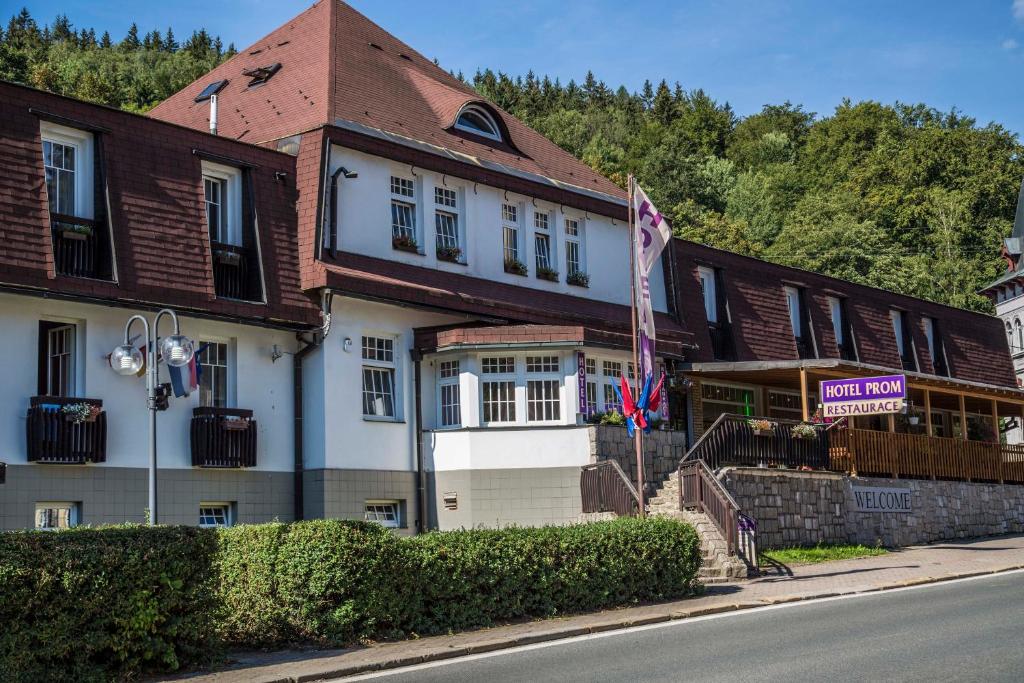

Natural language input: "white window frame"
[198,339,234,408]
[433,186,461,258]
[828,296,844,347]
[526,355,562,423]
[199,503,234,528]
[390,174,419,248]
[453,103,503,142]
[564,215,586,278]
[437,359,462,428]
[480,355,518,425]
[784,286,802,339]
[44,323,77,397]
[698,267,717,324]
[362,334,400,421]
[35,502,79,530]
[365,500,401,528]
[201,160,242,246]
[502,202,523,265]
[40,121,94,220]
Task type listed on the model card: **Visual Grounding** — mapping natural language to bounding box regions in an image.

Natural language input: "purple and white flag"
[633,183,672,275]
[632,182,670,379]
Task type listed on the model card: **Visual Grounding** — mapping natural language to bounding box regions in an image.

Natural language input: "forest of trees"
[2,8,1022,312]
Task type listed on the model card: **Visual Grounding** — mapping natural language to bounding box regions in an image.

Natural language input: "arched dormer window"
[454,104,503,142]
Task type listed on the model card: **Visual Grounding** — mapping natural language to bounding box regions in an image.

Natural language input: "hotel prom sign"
[819,374,906,418]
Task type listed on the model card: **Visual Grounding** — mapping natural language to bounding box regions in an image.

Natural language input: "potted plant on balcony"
[220,416,251,431]
[60,222,93,241]
[536,265,559,282]
[436,244,462,263]
[61,402,101,424]
[504,258,528,276]
[392,234,419,253]
[747,418,776,437]
[567,270,590,288]
[790,422,817,440]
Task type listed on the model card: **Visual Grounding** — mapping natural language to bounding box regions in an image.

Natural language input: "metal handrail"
[581,459,641,516]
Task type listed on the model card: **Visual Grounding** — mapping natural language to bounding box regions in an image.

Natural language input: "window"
[40,122,94,220]
[891,310,916,370]
[534,211,549,231]
[535,233,552,270]
[243,63,281,87]
[38,321,75,397]
[365,501,400,528]
[454,103,502,141]
[502,203,520,263]
[201,161,242,246]
[767,390,816,420]
[828,296,844,347]
[526,356,559,373]
[527,380,560,422]
[438,360,461,427]
[924,317,948,376]
[199,341,229,408]
[35,502,78,530]
[698,267,717,323]
[602,360,623,413]
[565,218,583,277]
[390,176,417,244]
[585,358,598,416]
[784,286,802,339]
[1008,321,1015,352]
[362,335,397,419]
[481,356,516,423]
[701,382,755,431]
[891,310,905,357]
[434,188,460,255]
[194,79,228,102]
[199,504,233,528]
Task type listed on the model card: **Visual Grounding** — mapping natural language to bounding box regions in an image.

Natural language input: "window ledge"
[362,416,406,424]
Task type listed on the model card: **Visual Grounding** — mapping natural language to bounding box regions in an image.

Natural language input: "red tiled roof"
[148,1,625,205]
[674,240,1017,388]
[0,81,318,327]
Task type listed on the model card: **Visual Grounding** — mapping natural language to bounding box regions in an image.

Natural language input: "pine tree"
[121,23,140,51]
[164,27,177,52]
[100,30,111,48]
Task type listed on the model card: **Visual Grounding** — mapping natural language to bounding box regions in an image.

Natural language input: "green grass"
[761,542,888,566]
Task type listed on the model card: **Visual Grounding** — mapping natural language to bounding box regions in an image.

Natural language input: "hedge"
[0,517,700,680]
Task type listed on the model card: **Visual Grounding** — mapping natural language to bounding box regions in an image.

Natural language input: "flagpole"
[627,174,646,517]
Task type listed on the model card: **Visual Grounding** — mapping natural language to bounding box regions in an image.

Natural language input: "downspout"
[411,349,428,533]
[293,289,333,521]
[327,166,345,259]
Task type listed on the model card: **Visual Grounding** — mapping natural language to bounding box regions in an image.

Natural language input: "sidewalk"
[169,534,1024,683]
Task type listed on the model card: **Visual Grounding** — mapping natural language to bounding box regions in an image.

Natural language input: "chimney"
[210,94,219,136]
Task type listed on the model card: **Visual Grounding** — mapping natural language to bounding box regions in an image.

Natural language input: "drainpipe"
[411,349,428,533]
[292,289,333,521]
[327,166,345,259]
[209,94,218,136]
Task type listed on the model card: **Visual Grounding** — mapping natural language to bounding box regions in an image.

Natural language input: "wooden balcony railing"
[211,242,261,301]
[830,429,1024,485]
[51,214,102,279]
[190,407,257,468]
[26,396,107,464]
[708,322,735,361]
[689,413,832,470]
[581,460,640,517]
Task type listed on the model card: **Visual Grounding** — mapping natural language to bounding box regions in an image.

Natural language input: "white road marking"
[334,568,1024,680]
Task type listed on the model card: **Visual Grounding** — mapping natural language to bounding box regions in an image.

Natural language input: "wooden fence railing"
[831,428,1024,484]
[688,413,832,470]
[581,460,640,517]
[26,396,107,464]
[190,407,258,468]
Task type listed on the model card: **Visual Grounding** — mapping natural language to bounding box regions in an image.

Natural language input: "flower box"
[437,245,463,263]
[567,271,590,288]
[537,266,559,282]
[504,259,528,276]
[392,235,420,253]
[213,249,242,266]
[60,229,90,241]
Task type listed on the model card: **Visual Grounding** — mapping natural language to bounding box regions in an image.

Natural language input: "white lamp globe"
[161,335,195,367]
[110,344,143,376]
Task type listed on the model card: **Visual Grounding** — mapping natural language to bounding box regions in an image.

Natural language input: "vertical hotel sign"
[820,374,906,418]
[577,352,588,415]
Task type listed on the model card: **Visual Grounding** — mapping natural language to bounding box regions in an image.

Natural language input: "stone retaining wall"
[588,425,687,498]
[722,468,1024,549]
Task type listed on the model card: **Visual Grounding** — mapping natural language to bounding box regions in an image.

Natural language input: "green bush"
[0,517,700,680]
[0,525,218,682]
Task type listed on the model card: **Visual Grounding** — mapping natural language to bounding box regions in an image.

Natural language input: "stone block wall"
[589,425,687,498]
[722,467,1024,549]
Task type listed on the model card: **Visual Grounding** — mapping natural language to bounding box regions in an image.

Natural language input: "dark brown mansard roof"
[0,81,319,327]
[674,240,1017,388]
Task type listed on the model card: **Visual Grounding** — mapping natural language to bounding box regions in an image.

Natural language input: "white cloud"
[1014,0,1024,22]
[1004,38,1020,50]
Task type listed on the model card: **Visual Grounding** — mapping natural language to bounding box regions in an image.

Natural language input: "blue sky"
[9,0,1024,136]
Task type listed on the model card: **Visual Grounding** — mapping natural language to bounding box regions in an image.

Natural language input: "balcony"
[190,407,258,468]
[211,242,261,301]
[26,396,107,464]
[51,214,107,279]
[708,322,736,361]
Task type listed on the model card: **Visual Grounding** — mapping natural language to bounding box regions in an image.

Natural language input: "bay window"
[438,360,461,427]
[481,356,516,424]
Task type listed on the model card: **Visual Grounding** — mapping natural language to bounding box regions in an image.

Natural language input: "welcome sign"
[820,374,906,418]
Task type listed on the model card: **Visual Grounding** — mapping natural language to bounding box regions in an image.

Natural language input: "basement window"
[365,501,400,528]
[242,63,281,88]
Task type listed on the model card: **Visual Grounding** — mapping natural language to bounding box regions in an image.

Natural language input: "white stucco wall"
[425,426,593,472]
[326,145,669,313]
[0,292,296,471]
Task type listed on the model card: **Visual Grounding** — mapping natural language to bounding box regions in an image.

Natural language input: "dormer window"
[199,158,262,302]
[454,104,502,142]
[202,161,242,246]
[784,286,816,359]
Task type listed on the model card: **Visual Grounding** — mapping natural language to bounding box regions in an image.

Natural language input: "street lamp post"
[110,308,194,525]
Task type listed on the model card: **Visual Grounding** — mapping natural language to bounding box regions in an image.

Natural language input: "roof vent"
[368,42,383,51]
[242,63,282,87]
[194,79,228,103]
[399,53,412,61]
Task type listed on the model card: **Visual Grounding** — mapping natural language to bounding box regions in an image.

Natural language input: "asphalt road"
[344,571,1024,683]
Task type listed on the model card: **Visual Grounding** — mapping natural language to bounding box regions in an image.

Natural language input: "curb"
[208,563,1024,683]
